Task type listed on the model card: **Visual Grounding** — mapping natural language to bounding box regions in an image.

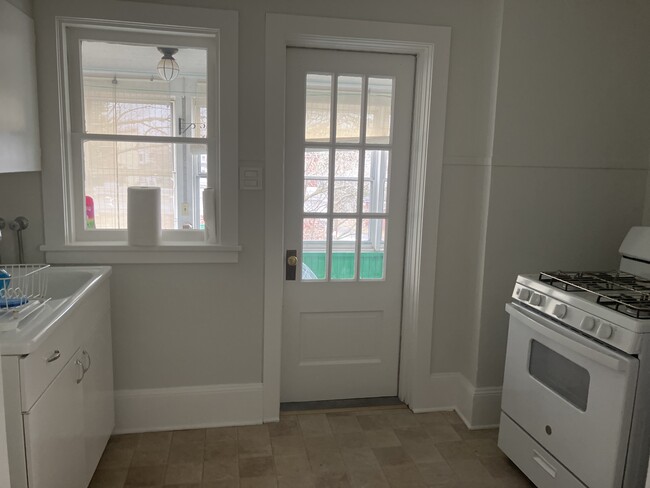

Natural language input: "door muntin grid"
[301,73,395,282]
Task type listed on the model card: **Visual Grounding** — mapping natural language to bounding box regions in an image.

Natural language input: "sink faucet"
[9,217,29,264]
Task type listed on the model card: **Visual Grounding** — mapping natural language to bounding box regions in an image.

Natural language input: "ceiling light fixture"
[157,47,179,81]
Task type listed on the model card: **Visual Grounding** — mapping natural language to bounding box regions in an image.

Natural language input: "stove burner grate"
[539,271,650,319]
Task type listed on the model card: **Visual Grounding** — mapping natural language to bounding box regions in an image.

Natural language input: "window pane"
[360,219,386,280]
[305,74,332,143]
[333,150,359,213]
[304,179,328,213]
[366,77,393,144]
[81,41,207,137]
[529,340,590,411]
[83,141,207,230]
[302,218,328,280]
[332,218,356,280]
[336,76,362,143]
[305,148,329,177]
[363,150,390,213]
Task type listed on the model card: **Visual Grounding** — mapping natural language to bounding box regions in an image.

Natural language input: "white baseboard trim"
[419,373,501,429]
[114,383,264,434]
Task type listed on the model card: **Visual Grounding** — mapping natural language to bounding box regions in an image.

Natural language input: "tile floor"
[90,407,535,488]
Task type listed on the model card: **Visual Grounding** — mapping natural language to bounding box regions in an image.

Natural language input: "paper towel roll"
[128,187,161,246]
[203,187,217,244]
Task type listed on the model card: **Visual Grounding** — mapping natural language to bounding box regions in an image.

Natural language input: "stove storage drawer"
[502,303,639,488]
[498,413,587,488]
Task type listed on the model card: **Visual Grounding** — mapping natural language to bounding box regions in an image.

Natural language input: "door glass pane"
[332,218,357,280]
[333,150,359,213]
[360,219,386,280]
[366,77,393,144]
[302,218,328,280]
[363,150,390,214]
[529,340,590,411]
[304,149,330,213]
[305,74,332,143]
[336,76,363,143]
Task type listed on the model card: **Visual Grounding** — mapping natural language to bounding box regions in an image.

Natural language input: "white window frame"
[40,3,239,264]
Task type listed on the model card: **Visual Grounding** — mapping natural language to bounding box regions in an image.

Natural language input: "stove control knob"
[517,288,531,301]
[553,304,568,319]
[580,316,596,331]
[530,293,544,306]
[596,323,613,339]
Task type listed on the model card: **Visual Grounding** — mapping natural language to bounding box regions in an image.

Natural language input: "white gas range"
[499,226,650,488]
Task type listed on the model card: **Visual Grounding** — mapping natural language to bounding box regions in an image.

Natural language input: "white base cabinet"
[1,279,114,488]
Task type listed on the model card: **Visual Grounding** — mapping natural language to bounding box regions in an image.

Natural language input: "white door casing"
[282,48,415,402]
[264,14,451,420]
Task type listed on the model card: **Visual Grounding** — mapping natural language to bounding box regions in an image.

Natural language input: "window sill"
[40,242,242,264]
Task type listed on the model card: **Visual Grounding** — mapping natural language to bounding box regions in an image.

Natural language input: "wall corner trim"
[113,383,264,434]
[413,373,501,429]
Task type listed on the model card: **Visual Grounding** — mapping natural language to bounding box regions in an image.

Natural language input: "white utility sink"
[0,266,111,355]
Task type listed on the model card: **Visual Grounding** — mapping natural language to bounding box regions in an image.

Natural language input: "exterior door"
[282,48,415,402]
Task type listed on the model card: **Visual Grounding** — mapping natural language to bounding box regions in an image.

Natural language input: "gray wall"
[1,0,649,396]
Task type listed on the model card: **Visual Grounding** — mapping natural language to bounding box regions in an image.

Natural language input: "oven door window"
[528,340,590,411]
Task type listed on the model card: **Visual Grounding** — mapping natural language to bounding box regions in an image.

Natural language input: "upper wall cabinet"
[0,0,41,173]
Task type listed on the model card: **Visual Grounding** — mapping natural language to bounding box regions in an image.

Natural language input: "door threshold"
[280,396,406,415]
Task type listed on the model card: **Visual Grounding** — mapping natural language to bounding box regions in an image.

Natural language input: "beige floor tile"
[401,440,445,464]
[89,468,128,488]
[98,445,136,470]
[393,429,429,444]
[299,414,334,437]
[334,432,368,449]
[356,415,393,432]
[447,459,492,481]
[451,424,498,441]
[239,437,273,458]
[125,465,166,486]
[304,435,339,453]
[327,415,363,434]
[413,412,449,426]
[168,441,205,464]
[201,481,238,488]
[348,468,389,488]
[164,463,203,485]
[109,434,141,450]
[308,450,347,474]
[442,411,464,425]
[239,456,276,478]
[384,412,421,430]
[416,461,457,486]
[274,454,312,476]
[372,446,413,467]
[239,424,271,441]
[381,464,427,488]
[435,441,477,463]
[240,476,278,488]
[312,472,352,488]
[204,440,237,461]
[277,474,316,488]
[138,432,173,450]
[478,455,527,479]
[131,448,170,467]
[424,424,463,443]
[271,435,307,457]
[206,427,238,444]
[202,459,239,481]
[364,430,401,448]
[340,447,380,472]
[464,438,502,458]
[268,416,301,438]
[172,430,206,445]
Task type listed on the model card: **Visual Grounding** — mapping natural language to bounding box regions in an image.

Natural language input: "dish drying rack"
[0,264,50,331]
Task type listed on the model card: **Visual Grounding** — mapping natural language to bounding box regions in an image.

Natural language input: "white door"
[282,48,415,402]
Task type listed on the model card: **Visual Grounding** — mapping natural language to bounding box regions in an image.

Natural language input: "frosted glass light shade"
[157,57,179,81]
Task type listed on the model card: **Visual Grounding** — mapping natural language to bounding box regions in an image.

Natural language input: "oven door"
[501,302,639,488]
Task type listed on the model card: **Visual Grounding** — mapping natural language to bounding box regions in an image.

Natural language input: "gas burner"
[540,271,650,318]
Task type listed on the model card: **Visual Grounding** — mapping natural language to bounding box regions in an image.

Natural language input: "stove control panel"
[512,284,641,355]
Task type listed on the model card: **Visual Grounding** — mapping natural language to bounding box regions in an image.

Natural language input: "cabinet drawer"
[498,413,587,488]
[20,322,76,412]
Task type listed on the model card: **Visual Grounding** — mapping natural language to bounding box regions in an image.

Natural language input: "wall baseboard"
[114,383,264,434]
[420,373,501,429]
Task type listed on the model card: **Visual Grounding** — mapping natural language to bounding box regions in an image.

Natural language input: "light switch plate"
[239,167,263,190]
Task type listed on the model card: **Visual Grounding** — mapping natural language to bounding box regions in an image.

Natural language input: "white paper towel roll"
[128,187,161,246]
[203,187,217,244]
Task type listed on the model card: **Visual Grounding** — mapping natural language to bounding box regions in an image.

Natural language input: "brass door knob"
[287,255,298,267]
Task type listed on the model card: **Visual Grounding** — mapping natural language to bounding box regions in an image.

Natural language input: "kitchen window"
[42,13,239,263]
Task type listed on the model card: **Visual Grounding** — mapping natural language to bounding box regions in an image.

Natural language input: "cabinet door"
[82,311,115,483]
[23,352,86,488]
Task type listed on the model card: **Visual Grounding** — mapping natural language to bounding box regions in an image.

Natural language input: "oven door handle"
[506,302,627,372]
